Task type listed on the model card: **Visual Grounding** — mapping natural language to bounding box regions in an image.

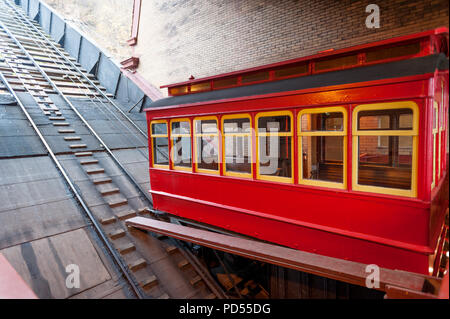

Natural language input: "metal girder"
[126,216,446,298]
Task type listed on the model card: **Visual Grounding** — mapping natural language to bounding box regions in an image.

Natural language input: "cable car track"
[0,0,225,299]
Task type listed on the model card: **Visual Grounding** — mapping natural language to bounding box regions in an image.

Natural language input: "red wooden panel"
[144,58,448,275]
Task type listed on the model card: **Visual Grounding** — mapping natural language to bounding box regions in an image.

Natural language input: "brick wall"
[134,0,448,95]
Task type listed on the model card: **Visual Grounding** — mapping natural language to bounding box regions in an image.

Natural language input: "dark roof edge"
[144,54,448,111]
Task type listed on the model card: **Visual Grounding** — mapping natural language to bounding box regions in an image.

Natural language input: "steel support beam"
[126,216,445,298]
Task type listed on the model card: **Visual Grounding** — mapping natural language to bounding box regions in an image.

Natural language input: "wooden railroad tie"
[100,216,116,225]
[117,243,136,255]
[107,198,128,208]
[75,151,92,157]
[128,258,147,272]
[92,177,112,185]
[85,168,105,175]
[58,129,75,134]
[108,229,126,240]
[69,144,87,149]
[99,187,120,196]
[115,210,137,221]
[64,136,81,141]
[141,275,158,290]
[190,275,202,287]
[178,259,190,270]
[80,159,99,165]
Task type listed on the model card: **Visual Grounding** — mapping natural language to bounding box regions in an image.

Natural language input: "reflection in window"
[194,119,219,172]
[223,117,252,175]
[356,107,415,191]
[299,111,345,185]
[151,122,169,166]
[257,114,292,180]
[171,121,191,169]
[358,136,412,189]
[358,109,413,130]
[301,112,344,132]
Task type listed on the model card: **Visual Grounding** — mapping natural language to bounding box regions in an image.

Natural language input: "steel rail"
[0,19,154,206]
[1,16,224,299]
[4,0,149,139]
[1,7,226,298]
[0,1,148,153]
[0,71,145,299]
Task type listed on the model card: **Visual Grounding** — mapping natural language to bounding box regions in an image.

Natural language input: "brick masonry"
[133,0,449,94]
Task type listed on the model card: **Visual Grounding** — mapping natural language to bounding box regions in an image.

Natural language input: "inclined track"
[0,0,224,299]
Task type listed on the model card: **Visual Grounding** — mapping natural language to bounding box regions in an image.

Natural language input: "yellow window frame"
[170,118,192,172]
[432,101,438,189]
[150,119,169,169]
[352,101,419,198]
[255,110,294,184]
[298,106,348,190]
[221,113,253,178]
[193,116,220,175]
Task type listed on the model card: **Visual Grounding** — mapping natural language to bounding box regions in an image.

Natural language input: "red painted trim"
[122,69,163,101]
[150,166,429,208]
[145,73,433,112]
[145,57,447,274]
[161,28,448,89]
[149,189,433,254]
[127,37,137,46]
[120,56,139,70]
[128,0,141,47]
[0,254,37,299]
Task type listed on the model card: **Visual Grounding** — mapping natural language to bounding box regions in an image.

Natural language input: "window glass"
[301,136,344,183]
[258,115,291,133]
[257,114,292,180]
[355,106,416,192]
[301,112,343,132]
[299,110,346,186]
[365,42,421,63]
[152,137,169,165]
[274,63,308,78]
[195,119,218,134]
[223,118,252,175]
[152,122,167,135]
[172,121,190,134]
[358,136,412,190]
[224,118,251,133]
[194,119,219,172]
[171,121,191,168]
[168,85,188,95]
[259,135,292,178]
[191,82,211,92]
[196,135,219,171]
[314,54,358,72]
[151,122,169,166]
[358,109,413,130]
[432,106,437,130]
[172,137,191,167]
[241,71,270,84]
[214,77,238,89]
[399,114,413,129]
